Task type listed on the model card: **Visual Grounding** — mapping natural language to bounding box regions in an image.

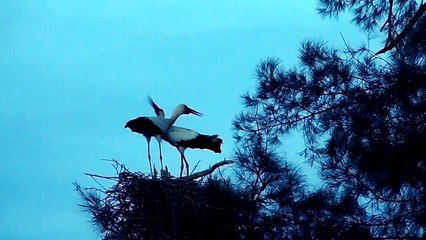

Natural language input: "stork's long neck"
[166,108,183,130]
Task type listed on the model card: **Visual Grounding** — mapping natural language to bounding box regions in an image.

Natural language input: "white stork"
[125,101,202,175]
[148,97,223,177]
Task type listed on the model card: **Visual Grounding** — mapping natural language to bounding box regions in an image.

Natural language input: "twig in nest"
[83,173,120,190]
[101,158,129,174]
[190,160,201,175]
[84,172,120,181]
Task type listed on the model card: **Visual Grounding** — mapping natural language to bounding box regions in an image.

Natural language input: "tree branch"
[381,0,394,47]
[376,2,426,55]
[179,160,234,181]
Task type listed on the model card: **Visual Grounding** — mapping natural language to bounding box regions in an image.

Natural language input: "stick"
[179,160,234,181]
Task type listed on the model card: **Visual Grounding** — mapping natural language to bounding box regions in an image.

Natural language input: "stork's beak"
[188,107,203,116]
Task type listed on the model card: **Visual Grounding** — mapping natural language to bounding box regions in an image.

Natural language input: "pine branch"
[376,2,426,55]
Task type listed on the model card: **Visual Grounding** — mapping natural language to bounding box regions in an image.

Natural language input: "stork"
[148,97,223,177]
[163,127,222,177]
[125,102,202,175]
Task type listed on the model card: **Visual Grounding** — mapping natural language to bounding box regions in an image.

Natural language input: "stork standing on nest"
[148,97,223,177]
[125,101,202,175]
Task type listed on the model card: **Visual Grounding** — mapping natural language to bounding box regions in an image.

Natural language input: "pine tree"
[234,0,426,238]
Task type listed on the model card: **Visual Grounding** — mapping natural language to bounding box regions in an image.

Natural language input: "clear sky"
[0,1,370,239]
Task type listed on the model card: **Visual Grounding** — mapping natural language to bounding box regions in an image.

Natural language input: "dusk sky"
[0,1,374,239]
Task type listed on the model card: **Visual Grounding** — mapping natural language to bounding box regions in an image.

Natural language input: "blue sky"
[0,1,371,239]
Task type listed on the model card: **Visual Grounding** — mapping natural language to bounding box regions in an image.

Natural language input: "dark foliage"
[233,116,371,239]
[234,48,426,238]
[234,1,426,237]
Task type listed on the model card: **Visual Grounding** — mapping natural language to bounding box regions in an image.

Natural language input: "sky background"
[0,1,376,239]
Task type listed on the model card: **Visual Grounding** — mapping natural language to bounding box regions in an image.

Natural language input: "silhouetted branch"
[376,2,426,55]
[179,160,234,181]
[101,158,129,174]
[84,172,120,181]
[83,173,120,190]
[386,0,393,45]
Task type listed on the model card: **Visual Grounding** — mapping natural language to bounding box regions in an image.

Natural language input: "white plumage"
[148,97,223,176]
[165,127,199,142]
[125,101,202,175]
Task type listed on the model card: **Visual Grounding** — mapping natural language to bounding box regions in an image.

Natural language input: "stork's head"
[175,104,203,117]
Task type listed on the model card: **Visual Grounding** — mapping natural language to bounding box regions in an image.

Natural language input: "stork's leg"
[146,138,153,175]
[182,154,190,176]
[180,154,185,177]
[158,141,164,170]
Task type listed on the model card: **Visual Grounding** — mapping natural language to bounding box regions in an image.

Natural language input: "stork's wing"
[147,96,165,118]
[166,126,222,153]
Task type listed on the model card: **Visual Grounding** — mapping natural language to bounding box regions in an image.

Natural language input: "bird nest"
[74,159,240,240]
